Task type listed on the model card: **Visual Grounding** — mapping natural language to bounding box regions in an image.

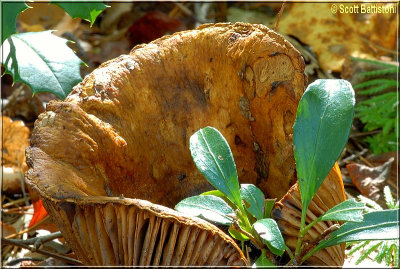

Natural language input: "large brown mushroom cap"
[27,22,306,206]
[25,22,347,266]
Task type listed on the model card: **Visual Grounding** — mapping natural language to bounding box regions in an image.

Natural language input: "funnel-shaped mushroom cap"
[272,163,346,266]
[26,23,307,265]
[41,196,245,265]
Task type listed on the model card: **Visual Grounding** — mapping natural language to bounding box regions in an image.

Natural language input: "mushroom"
[42,197,245,265]
[272,163,346,266]
[26,23,344,266]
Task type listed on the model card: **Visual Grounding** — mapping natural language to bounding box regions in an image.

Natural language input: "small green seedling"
[175,79,400,266]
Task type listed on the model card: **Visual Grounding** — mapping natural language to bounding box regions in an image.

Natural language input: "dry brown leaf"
[53,14,82,37]
[0,116,29,193]
[18,2,66,32]
[279,3,397,72]
[347,157,394,205]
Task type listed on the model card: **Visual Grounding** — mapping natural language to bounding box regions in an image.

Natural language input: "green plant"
[346,186,399,267]
[175,79,400,266]
[351,57,398,155]
[1,2,108,99]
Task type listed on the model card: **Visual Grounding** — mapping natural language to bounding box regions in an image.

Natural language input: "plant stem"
[295,210,307,256]
[231,221,264,250]
[285,245,295,261]
[303,216,322,236]
[236,204,253,232]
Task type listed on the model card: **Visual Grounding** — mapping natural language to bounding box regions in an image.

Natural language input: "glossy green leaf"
[190,127,242,208]
[320,198,364,222]
[2,31,83,100]
[305,209,400,261]
[228,227,249,241]
[201,189,236,209]
[253,218,285,256]
[240,184,265,220]
[175,195,234,226]
[293,79,355,215]
[1,2,29,44]
[264,199,276,218]
[253,249,276,268]
[53,2,108,26]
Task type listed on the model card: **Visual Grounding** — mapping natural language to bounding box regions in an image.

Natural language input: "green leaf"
[253,249,276,268]
[293,79,355,215]
[356,241,382,265]
[375,241,389,263]
[307,209,400,261]
[1,2,29,44]
[190,127,242,208]
[201,189,237,209]
[53,2,108,26]
[228,227,249,241]
[240,184,265,220]
[357,195,383,211]
[175,195,235,226]
[264,199,276,218]
[383,186,395,209]
[320,198,364,222]
[2,31,83,100]
[253,218,285,256]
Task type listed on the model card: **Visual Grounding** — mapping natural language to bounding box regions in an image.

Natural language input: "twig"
[8,231,62,251]
[2,197,31,208]
[2,236,83,265]
[359,155,374,167]
[350,130,381,138]
[274,2,286,32]
[359,36,399,56]
[6,215,50,239]
[174,2,193,17]
[338,148,368,166]
[6,257,44,266]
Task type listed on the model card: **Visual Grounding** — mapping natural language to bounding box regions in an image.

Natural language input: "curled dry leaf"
[26,23,309,265]
[272,163,347,266]
[347,157,395,206]
[278,3,398,72]
[1,116,29,193]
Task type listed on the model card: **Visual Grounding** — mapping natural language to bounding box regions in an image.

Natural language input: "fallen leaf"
[0,116,29,193]
[367,152,398,200]
[347,157,394,206]
[28,198,48,228]
[53,13,82,37]
[278,3,397,72]
[18,2,66,32]
[127,11,185,46]
[1,221,17,237]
